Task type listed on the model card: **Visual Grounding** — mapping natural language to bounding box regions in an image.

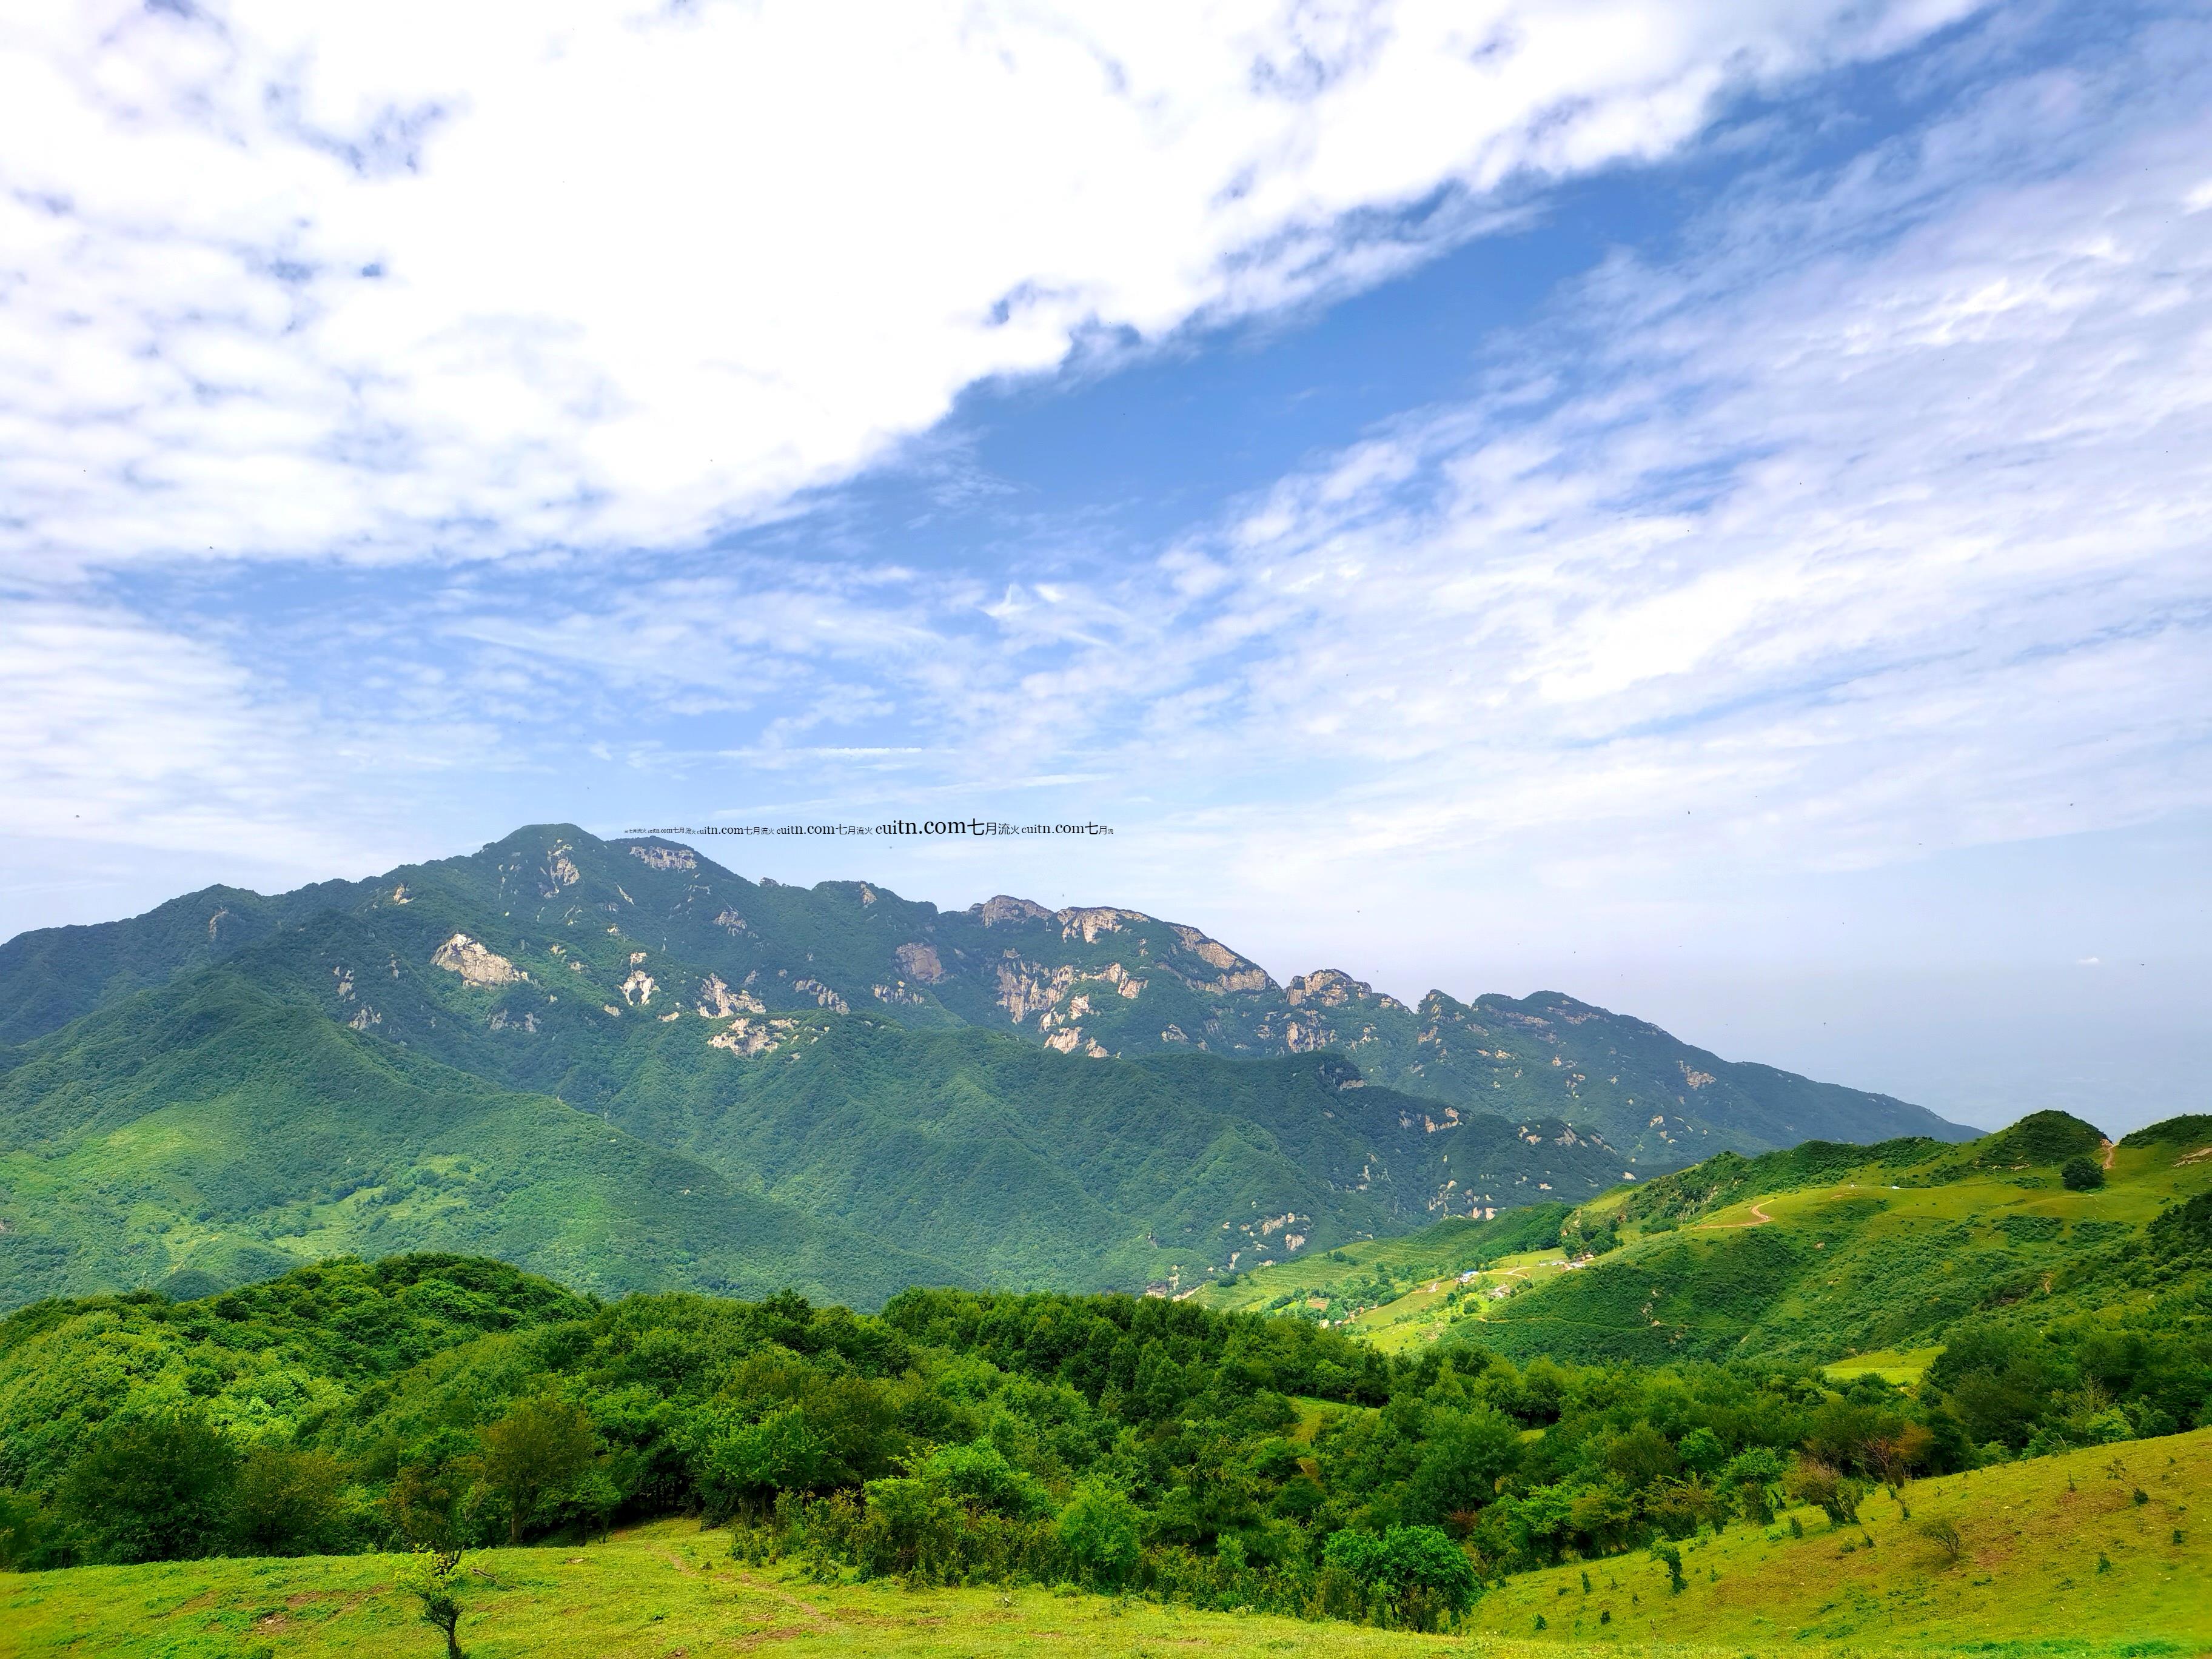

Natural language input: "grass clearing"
[1466,1427,2212,1649]
[1824,1346,1943,1387]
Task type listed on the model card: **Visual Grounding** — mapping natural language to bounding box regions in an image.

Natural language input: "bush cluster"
[1,1253,2205,1627]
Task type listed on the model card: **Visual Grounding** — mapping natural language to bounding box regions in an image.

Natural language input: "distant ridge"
[0,822,1977,1163]
[0,824,1974,1310]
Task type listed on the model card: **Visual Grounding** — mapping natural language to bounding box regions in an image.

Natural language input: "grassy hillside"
[1,1530,1470,1659]
[1464,1427,2211,1648]
[1348,1111,2212,1367]
[0,823,1974,1163]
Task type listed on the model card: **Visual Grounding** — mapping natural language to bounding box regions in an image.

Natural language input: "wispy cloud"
[1128,23,2212,891]
[1,0,1976,574]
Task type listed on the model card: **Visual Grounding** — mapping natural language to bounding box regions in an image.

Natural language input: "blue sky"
[2,0,2207,1130]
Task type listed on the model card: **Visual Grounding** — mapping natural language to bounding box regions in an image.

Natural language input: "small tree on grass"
[1785,1456,1866,1529]
[1649,1540,1686,1594]
[2061,1156,2105,1191]
[401,1546,470,1659]
[479,1395,597,1545]
[1915,1516,1965,1564]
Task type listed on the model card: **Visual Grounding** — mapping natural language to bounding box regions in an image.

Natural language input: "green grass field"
[8,1431,2205,1659]
[1466,1427,2212,1651]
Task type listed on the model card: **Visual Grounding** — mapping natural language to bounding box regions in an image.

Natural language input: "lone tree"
[1785,1456,1866,1529]
[2061,1156,2105,1191]
[1915,1516,1966,1564]
[479,1395,597,1544]
[401,1546,469,1658]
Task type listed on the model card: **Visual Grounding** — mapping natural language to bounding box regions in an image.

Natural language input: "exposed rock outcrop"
[976,895,1052,926]
[894,942,946,983]
[695,973,766,1017]
[432,934,528,987]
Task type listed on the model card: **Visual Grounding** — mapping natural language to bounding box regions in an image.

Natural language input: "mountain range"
[0,824,1976,1310]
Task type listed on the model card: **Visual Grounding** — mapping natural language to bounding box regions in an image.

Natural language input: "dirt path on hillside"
[1695,1200,1772,1231]
[2101,1138,2117,1169]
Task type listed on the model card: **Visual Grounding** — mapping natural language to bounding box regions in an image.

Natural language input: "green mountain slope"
[0,970,966,1310]
[0,916,1635,1307]
[1436,1110,2212,1366]
[0,823,1974,1161]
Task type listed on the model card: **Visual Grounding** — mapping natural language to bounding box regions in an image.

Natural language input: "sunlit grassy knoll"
[1207,1228,1476,1313]
[1202,1210,1578,1320]
[1823,1346,1944,1387]
[0,1522,1707,1659]
[1342,1248,1594,1352]
[1467,1426,2212,1651]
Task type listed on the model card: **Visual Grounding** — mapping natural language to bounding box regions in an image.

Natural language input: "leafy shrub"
[1915,1515,1965,1563]
[1783,1456,1865,1529]
[1056,1481,1141,1589]
[2061,1158,2105,1193]
[59,1413,238,1563]
[1321,1525,1478,1629]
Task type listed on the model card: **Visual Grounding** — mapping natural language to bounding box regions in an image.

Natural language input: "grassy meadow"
[1466,1426,2211,1649]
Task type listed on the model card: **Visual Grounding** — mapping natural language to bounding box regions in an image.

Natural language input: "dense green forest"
[0,959,1631,1310]
[3,1216,2205,1629]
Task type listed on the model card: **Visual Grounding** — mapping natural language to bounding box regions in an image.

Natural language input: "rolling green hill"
[0,824,1975,1164]
[0,970,967,1310]
[1239,1110,2212,1373]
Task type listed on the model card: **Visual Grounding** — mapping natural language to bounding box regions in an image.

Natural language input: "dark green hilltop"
[0,824,1977,1311]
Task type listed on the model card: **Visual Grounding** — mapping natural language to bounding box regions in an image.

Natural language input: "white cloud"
[1148,44,2212,892]
[370,22,2212,900]
[0,0,1976,572]
[0,592,400,869]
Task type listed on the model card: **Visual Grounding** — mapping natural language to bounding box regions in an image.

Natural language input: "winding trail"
[1695,1199,1773,1231]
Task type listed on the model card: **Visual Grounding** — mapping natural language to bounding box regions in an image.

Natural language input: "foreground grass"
[4,1537,1569,1659]
[1467,1428,2212,1651]
[5,1433,2206,1659]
